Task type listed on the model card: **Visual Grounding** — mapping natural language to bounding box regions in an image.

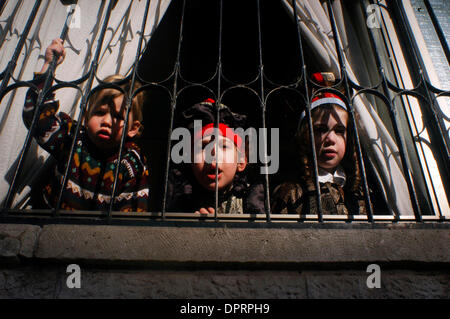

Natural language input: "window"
[0,0,448,224]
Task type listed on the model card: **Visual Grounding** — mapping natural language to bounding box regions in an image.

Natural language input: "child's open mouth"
[322,150,337,159]
[207,173,222,180]
[97,130,111,140]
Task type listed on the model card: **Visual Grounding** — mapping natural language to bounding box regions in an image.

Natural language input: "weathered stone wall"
[0,223,449,298]
[1,267,448,299]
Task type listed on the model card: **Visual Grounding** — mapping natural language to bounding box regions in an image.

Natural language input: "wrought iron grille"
[0,0,448,224]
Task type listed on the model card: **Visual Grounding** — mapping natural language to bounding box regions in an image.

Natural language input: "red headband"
[195,123,243,150]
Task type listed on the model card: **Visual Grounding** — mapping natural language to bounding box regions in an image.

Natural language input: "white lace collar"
[317,166,346,186]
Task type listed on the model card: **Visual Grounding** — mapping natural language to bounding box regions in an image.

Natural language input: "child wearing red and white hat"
[271,72,367,215]
[167,99,265,215]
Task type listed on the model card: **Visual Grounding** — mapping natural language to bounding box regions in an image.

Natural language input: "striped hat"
[300,72,347,122]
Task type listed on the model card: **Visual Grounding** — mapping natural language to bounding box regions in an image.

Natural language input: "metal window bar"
[368,1,443,219]
[396,0,450,198]
[357,0,423,221]
[325,0,379,222]
[214,0,223,222]
[382,0,449,217]
[107,0,152,220]
[256,0,272,222]
[0,0,448,224]
[291,0,324,222]
[161,0,186,221]
[423,0,450,65]
[1,0,59,211]
[54,0,116,217]
[0,1,40,97]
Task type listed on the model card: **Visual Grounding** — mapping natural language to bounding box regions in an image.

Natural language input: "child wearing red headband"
[167,99,265,215]
[272,72,367,215]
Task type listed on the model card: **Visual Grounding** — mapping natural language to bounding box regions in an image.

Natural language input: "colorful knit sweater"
[23,73,149,212]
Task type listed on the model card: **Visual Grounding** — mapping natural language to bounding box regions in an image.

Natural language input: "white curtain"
[0,0,171,207]
[282,0,415,216]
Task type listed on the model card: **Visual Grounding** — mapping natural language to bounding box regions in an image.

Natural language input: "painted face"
[86,92,137,151]
[312,105,348,173]
[191,134,246,192]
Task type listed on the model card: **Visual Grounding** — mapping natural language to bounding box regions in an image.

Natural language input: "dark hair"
[180,100,247,130]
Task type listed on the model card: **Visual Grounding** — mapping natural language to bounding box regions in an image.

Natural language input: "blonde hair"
[87,74,145,136]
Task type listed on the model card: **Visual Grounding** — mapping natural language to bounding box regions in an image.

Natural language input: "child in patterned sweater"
[23,39,149,212]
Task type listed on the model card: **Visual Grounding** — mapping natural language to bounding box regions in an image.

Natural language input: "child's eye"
[314,125,328,134]
[218,140,228,149]
[92,109,107,116]
[99,97,108,105]
[335,126,347,135]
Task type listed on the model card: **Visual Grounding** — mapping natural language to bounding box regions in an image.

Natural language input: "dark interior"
[135,0,388,213]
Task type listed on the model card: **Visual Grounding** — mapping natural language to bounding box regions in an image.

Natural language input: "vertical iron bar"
[326,0,374,222]
[364,0,423,221]
[161,0,186,219]
[423,0,450,65]
[214,0,224,221]
[214,101,219,220]
[0,0,41,102]
[291,0,323,222]
[0,0,7,16]
[54,0,115,216]
[391,1,450,184]
[378,73,423,221]
[2,2,76,211]
[107,0,151,218]
[255,0,271,222]
[390,0,449,215]
[58,3,77,42]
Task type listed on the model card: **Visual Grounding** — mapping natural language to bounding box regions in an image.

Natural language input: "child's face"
[86,91,140,151]
[191,135,246,192]
[312,106,348,172]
